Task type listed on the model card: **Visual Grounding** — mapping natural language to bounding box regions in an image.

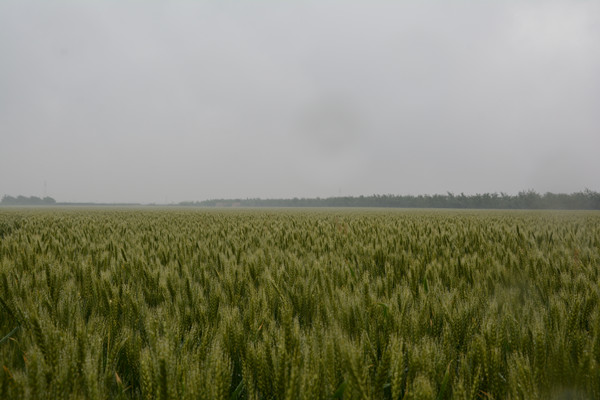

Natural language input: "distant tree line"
[1,195,56,205]
[179,190,600,210]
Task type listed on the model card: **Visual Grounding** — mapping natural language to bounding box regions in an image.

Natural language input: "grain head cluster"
[0,208,599,399]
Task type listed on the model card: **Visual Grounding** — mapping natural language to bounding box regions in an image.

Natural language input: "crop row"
[0,208,599,399]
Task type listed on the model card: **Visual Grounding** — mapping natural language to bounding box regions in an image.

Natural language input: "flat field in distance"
[1,208,599,399]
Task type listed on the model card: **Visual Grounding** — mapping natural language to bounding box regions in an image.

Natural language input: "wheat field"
[1,208,599,399]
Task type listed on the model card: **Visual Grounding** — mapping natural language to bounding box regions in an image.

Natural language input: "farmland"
[1,208,599,399]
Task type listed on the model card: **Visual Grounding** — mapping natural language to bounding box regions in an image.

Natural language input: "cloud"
[0,1,598,202]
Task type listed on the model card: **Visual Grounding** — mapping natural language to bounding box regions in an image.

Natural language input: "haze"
[1,1,599,204]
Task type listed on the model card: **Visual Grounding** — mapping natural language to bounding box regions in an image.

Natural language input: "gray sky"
[1,1,599,203]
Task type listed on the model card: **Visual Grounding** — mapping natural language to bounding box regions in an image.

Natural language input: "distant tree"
[177,191,600,210]
[1,195,17,205]
[1,195,56,205]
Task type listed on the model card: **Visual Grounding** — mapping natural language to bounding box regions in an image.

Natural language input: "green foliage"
[0,208,599,399]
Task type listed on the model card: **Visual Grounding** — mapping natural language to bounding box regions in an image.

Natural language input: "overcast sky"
[1,1,599,203]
